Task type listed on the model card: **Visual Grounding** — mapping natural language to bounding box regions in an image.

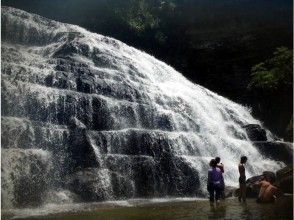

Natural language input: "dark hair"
[209,159,217,167]
[240,156,248,163]
[215,157,221,163]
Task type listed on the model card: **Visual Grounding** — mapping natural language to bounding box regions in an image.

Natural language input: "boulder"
[243,124,267,141]
[245,175,263,197]
[252,141,293,164]
[276,165,293,193]
[65,168,113,201]
[262,171,276,184]
[274,194,293,218]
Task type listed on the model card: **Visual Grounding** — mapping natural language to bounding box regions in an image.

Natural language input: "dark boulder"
[262,171,276,184]
[252,141,293,164]
[274,194,293,218]
[67,117,99,172]
[243,124,267,141]
[245,175,263,197]
[276,165,293,193]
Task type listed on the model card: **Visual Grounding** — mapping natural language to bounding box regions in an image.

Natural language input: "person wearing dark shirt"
[207,159,223,204]
[238,156,247,202]
[215,157,225,199]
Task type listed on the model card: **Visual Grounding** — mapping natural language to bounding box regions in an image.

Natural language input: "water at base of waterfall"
[2,198,292,220]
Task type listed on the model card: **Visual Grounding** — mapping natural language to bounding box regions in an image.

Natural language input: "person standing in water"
[215,157,225,199]
[238,156,248,202]
[207,159,223,205]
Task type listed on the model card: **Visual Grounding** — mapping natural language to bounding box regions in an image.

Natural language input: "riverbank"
[2,197,292,220]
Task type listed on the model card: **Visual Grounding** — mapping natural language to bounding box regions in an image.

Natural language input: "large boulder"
[252,141,293,164]
[276,165,293,193]
[244,175,263,197]
[243,124,267,141]
[262,171,276,184]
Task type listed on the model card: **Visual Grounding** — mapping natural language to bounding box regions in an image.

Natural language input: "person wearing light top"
[207,159,223,204]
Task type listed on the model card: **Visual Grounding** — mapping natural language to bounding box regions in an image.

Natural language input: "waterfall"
[1,6,284,209]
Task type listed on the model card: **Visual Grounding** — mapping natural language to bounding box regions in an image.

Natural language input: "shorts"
[239,176,246,184]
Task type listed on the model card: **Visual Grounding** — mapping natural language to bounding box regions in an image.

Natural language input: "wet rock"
[245,175,263,197]
[262,171,276,184]
[276,165,293,193]
[252,141,293,164]
[274,194,293,218]
[224,186,238,198]
[67,117,99,172]
[65,168,113,201]
[110,172,135,199]
[1,117,35,149]
[243,124,267,141]
[68,116,87,130]
[1,149,52,208]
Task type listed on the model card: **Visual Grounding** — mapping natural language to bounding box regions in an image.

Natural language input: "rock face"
[1,149,52,207]
[276,165,293,194]
[252,141,293,165]
[65,168,113,201]
[1,7,285,208]
[242,124,267,141]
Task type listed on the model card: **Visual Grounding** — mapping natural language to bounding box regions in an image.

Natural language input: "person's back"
[255,177,277,203]
[215,156,225,199]
[208,167,222,185]
[207,159,223,204]
[263,185,277,202]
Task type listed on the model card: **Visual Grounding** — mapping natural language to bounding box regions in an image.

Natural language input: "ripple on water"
[1,198,292,220]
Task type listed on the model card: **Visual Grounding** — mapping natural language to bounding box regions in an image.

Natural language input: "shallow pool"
[2,197,292,220]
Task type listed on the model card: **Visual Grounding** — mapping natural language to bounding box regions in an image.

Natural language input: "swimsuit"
[239,176,246,184]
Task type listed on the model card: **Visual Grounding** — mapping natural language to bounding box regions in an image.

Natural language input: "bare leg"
[241,184,246,202]
[238,183,242,202]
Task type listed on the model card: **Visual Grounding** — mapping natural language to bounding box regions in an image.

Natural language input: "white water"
[1,6,284,210]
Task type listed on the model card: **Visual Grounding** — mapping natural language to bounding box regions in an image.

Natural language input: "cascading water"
[1,7,284,209]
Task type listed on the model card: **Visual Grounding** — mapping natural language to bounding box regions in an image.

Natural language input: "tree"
[248,47,293,91]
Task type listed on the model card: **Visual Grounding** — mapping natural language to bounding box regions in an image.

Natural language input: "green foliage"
[114,0,160,32]
[112,0,176,45]
[248,47,293,90]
